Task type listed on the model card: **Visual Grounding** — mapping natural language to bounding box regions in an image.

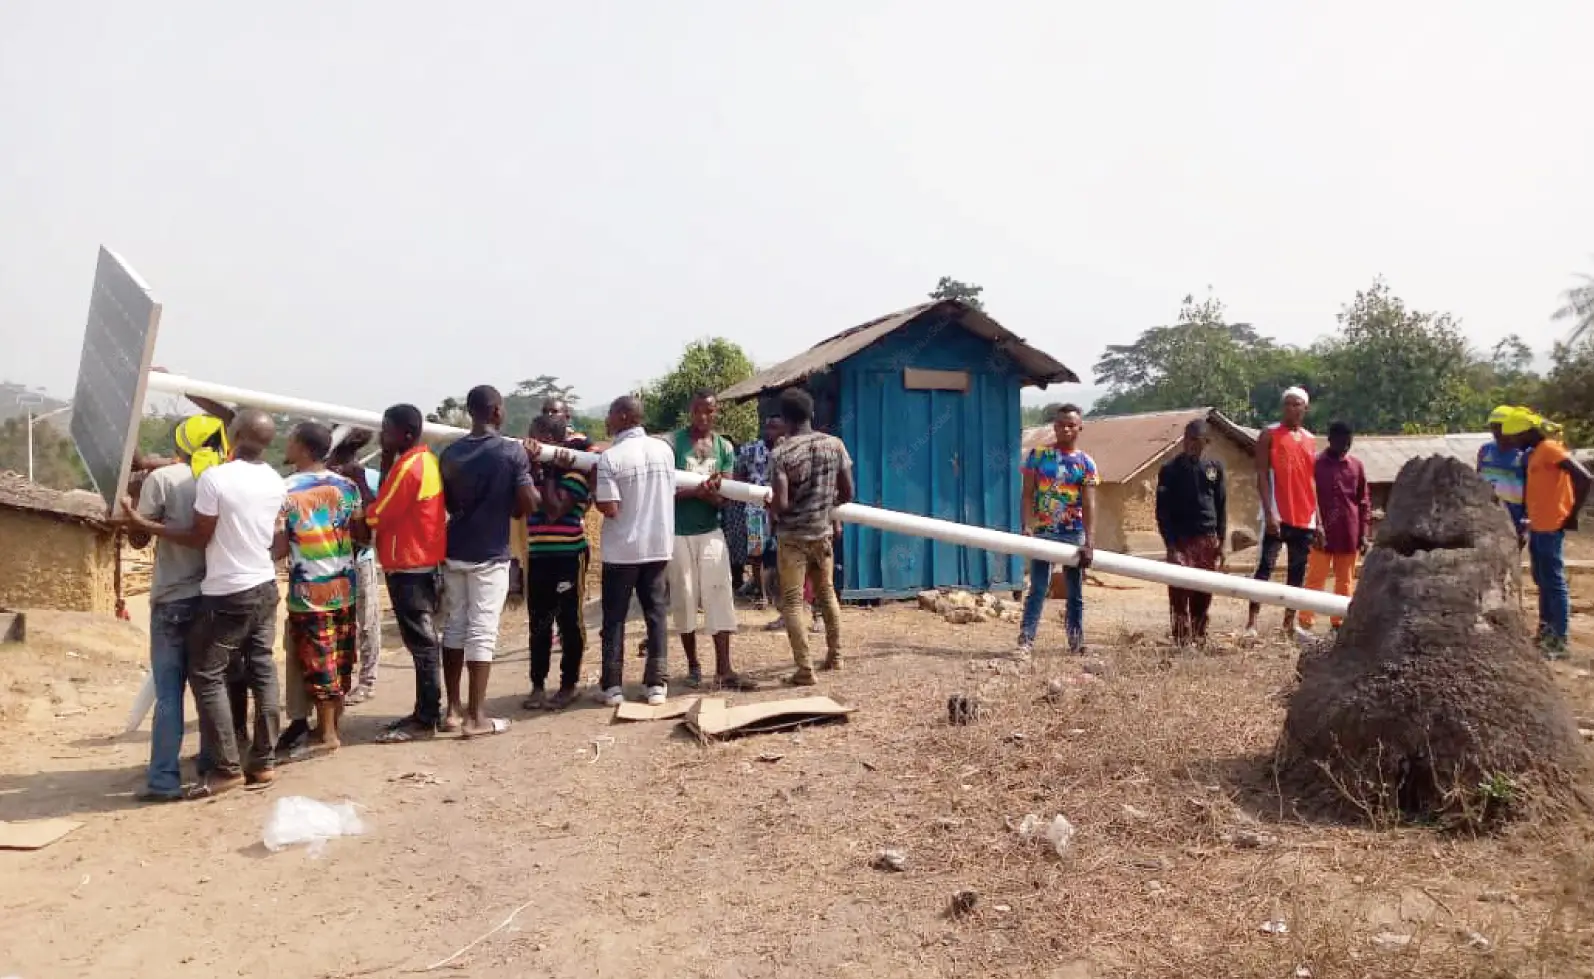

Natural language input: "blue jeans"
[1020,528,1085,650]
[147,597,201,797]
[1529,530,1569,642]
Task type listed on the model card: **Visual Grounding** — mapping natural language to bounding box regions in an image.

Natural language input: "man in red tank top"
[1243,387,1320,640]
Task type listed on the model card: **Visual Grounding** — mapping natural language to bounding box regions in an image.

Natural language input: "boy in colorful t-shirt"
[275,422,364,752]
[1018,404,1098,655]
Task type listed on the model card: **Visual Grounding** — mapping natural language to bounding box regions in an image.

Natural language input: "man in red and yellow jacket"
[368,404,448,741]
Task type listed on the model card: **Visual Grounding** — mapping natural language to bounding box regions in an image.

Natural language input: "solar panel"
[69,247,162,514]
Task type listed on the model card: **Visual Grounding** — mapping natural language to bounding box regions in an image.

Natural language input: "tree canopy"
[930,276,985,311]
[1090,279,1564,437]
[639,338,759,444]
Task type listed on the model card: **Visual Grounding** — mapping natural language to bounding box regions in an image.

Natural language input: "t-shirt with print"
[439,434,534,564]
[771,431,851,542]
[138,463,206,604]
[1023,447,1098,535]
[193,459,287,597]
[671,429,735,537]
[280,470,362,613]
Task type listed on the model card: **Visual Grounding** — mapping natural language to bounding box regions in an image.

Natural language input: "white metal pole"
[25,409,34,482]
[142,371,1350,618]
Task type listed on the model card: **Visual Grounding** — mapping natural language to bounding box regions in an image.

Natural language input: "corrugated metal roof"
[0,473,110,528]
[1020,408,1257,483]
[719,300,1079,402]
[1351,433,1492,484]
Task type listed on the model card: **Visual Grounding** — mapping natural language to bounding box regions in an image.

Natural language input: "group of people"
[1014,386,1590,655]
[1475,405,1592,655]
[122,383,854,801]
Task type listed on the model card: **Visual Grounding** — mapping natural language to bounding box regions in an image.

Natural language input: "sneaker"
[1015,641,1034,659]
[602,686,624,707]
[684,669,703,689]
[645,685,668,706]
[783,670,818,687]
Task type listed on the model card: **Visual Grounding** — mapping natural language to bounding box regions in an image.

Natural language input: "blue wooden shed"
[719,300,1078,600]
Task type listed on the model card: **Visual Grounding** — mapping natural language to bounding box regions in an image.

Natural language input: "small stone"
[1294,967,1312,979]
[933,816,963,831]
[918,590,941,611]
[1121,804,1150,820]
[197,876,211,884]
[1460,929,1492,950]
[1227,829,1276,850]
[994,903,1012,913]
[1372,932,1413,950]
[1259,919,1289,935]
[949,889,979,916]
[871,848,908,872]
[944,607,983,625]
[1147,879,1164,892]
[1352,875,1366,885]
[1477,889,1516,904]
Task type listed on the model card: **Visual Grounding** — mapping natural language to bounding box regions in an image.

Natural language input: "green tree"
[640,338,759,444]
[0,417,89,490]
[1540,341,1594,447]
[1091,290,1301,425]
[929,276,986,311]
[1311,278,1475,433]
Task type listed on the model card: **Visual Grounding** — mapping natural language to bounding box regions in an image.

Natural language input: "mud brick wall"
[0,511,116,613]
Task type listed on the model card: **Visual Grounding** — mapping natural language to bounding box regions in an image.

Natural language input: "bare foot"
[461,717,510,739]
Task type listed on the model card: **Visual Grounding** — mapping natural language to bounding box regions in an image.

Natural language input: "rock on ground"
[1278,456,1586,823]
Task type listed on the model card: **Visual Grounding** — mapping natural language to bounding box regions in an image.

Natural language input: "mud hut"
[0,474,117,614]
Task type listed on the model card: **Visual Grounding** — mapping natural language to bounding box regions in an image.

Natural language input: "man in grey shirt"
[128,422,214,801]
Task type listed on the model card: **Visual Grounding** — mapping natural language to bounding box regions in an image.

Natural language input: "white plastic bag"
[1014,813,1075,857]
[262,796,366,856]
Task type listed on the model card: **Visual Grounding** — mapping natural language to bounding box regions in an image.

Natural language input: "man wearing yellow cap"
[1505,410,1593,657]
[1477,405,1529,542]
[126,414,230,801]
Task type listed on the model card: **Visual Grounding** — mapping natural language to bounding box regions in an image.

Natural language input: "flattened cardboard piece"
[0,818,83,850]
[684,695,855,740]
[613,699,696,723]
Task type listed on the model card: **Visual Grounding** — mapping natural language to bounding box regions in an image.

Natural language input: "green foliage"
[1091,290,1295,425]
[1020,403,1061,427]
[1541,341,1594,447]
[1092,282,1555,437]
[930,276,986,311]
[639,338,758,444]
[0,417,88,490]
[428,377,605,439]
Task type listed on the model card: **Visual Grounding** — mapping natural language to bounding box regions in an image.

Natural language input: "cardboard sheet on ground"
[0,818,83,850]
[613,699,696,723]
[684,696,856,740]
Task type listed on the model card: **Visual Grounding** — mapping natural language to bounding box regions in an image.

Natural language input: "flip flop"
[462,717,511,739]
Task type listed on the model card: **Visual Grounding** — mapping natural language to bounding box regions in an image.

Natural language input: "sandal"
[184,774,245,800]
[461,717,511,739]
[376,716,436,744]
[714,672,760,692]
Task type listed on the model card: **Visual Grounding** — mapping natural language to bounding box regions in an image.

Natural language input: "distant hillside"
[0,381,71,432]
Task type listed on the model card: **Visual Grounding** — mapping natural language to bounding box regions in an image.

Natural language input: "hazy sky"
[3,2,1592,417]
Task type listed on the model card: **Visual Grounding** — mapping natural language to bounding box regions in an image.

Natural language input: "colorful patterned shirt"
[526,468,591,557]
[1477,440,1527,527]
[1022,447,1098,535]
[280,470,362,613]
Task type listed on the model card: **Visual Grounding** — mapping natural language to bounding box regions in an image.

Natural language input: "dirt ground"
[3,573,1594,979]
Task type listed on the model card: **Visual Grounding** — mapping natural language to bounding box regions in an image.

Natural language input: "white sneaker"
[645,685,667,707]
[1014,641,1034,660]
[602,686,624,707]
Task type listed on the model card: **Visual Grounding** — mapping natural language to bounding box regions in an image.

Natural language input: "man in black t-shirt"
[1154,419,1227,647]
[438,385,540,737]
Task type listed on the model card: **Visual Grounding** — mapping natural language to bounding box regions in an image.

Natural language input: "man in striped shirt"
[521,414,591,710]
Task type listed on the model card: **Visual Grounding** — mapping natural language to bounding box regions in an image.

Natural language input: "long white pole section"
[143,372,1350,618]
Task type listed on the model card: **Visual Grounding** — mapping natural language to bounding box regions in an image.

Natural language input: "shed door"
[864,373,965,592]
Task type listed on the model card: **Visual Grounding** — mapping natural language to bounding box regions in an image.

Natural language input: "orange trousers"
[1297,548,1356,628]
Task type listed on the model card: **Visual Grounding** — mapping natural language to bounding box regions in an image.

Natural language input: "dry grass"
[567,585,1594,978]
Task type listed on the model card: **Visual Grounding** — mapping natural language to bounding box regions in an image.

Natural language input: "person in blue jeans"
[1018,404,1098,655]
[127,417,218,801]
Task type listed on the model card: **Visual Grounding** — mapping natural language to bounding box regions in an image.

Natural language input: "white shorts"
[668,530,739,636]
[441,559,511,664]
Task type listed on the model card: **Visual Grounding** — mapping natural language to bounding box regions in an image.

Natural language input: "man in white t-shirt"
[593,395,676,707]
[123,409,287,799]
